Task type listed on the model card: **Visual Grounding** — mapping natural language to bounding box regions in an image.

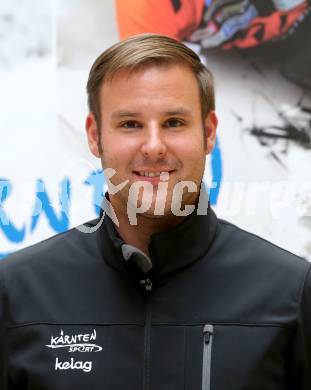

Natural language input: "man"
[1,34,311,389]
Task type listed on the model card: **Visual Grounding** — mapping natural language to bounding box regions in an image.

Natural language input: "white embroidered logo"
[55,357,92,373]
[46,329,103,373]
[45,329,102,353]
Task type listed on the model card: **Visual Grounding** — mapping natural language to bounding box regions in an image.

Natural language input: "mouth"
[132,170,174,183]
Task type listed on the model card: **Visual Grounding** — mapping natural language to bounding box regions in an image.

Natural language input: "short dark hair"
[86,33,215,126]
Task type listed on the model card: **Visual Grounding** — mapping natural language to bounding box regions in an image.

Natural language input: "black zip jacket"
[0,206,311,390]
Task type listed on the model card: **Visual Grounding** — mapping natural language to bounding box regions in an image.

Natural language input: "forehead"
[99,64,201,113]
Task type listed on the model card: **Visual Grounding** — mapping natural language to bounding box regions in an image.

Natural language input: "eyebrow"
[111,107,193,119]
[111,110,140,119]
[164,108,193,117]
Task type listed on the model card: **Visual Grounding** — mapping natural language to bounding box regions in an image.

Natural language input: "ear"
[204,111,218,155]
[85,112,101,158]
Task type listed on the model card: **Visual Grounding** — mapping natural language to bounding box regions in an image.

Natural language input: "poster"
[1,0,310,260]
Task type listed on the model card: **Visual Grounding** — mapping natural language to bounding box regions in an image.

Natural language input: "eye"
[165,118,184,128]
[120,120,141,129]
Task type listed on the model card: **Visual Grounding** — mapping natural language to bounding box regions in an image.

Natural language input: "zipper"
[140,278,153,291]
[141,278,153,390]
[202,324,214,390]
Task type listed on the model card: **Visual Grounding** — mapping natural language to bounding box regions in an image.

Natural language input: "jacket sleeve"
[292,265,311,389]
[0,267,9,390]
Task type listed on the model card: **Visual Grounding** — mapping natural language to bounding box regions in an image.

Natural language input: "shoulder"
[213,218,311,293]
[219,218,309,267]
[0,218,102,278]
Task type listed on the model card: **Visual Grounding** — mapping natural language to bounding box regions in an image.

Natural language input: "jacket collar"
[97,186,219,281]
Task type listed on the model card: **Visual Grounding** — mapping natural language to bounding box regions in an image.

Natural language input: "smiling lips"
[135,171,171,177]
[133,170,173,183]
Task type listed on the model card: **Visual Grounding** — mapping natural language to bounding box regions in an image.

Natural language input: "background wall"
[1,0,310,260]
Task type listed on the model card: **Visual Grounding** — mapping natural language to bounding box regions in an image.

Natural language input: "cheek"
[171,136,205,162]
[102,134,137,165]
[171,139,206,184]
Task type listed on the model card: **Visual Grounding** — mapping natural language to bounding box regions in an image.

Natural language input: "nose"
[141,123,167,159]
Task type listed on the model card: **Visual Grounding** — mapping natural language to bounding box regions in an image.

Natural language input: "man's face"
[86,64,217,218]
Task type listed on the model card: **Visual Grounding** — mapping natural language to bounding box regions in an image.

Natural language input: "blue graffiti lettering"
[30,178,71,233]
[0,178,26,243]
[84,170,105,216]
[210,136,222,205]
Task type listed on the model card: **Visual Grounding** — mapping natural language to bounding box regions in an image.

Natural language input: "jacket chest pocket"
[185,323,289,390]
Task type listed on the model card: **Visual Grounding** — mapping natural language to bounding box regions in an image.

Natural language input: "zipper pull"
[140,278,153,291]
[203,324,213,344]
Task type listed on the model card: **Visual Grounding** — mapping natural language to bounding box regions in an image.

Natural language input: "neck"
[110,200,188,257]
